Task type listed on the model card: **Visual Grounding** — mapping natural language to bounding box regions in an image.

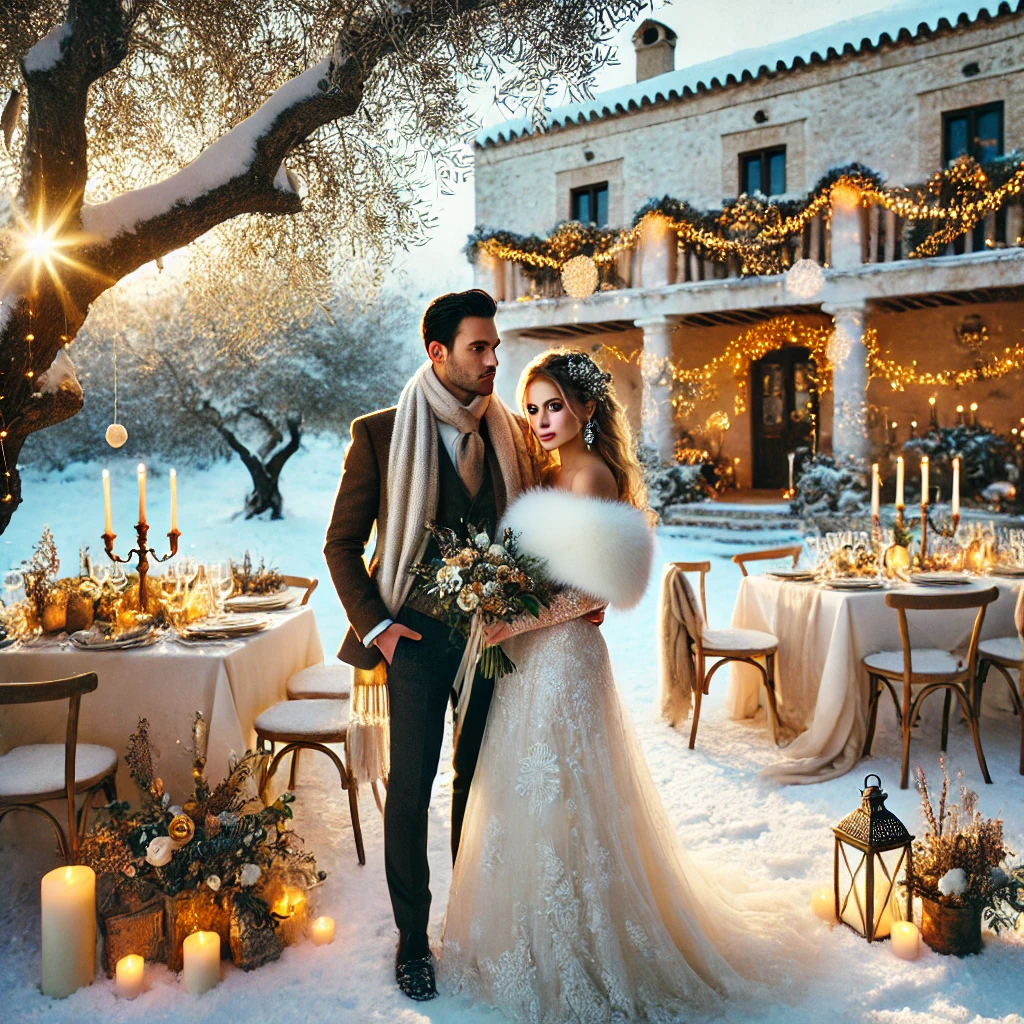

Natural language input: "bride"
[439,349,786,1023]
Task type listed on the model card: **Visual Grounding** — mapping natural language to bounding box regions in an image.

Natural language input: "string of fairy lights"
[469,157,1024,278]
[603,315,1024,420]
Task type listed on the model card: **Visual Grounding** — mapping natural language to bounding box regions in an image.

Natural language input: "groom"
[323,289,534,1001]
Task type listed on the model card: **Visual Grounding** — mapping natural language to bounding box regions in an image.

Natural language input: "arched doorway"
[750,347,818,488]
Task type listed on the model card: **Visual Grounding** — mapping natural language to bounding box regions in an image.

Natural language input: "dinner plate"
[768,569,816,581]
[180,615,269,640]
[69,628,161,651]
[908,572,972,586]
[825,578,884,590]
[224,590,298,612]
[988,566,1024,578]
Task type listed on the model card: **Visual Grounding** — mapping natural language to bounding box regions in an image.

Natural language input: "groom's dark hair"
[421,289,497,352]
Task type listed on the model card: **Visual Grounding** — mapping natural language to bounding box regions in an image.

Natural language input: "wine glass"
[3,567,23,606]
[207,562,234,619]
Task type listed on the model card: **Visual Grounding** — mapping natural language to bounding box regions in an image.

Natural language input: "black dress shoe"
[396,955,437,1001]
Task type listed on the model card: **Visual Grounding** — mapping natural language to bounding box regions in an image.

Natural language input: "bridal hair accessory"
[565,353,612,403]
[583,418,600,450]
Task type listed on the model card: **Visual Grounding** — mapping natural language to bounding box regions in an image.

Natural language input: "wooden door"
[751,347,818,488]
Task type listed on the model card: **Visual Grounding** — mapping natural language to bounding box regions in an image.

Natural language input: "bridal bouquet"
[409,522,552,709]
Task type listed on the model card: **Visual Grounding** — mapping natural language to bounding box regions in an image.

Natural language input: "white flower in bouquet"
[474,531,490,551]
[482,581,499,597]
[145,835,176,867]
[938,867,968,898]
[168,804,183,816]
[239,862,262,887]
[486,543,507,563]
[205,874,222,892]
[435,565,462,594]
[457,588,480,612]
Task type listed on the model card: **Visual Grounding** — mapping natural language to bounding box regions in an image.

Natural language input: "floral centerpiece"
[230,551,285,595]
[910,760,1024,955]
[81,713,323,973]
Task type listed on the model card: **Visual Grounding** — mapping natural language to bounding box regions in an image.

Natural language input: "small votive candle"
[115,954,145,999]
[891,920,921,960]
[41,864,96,999]
[182,931,220,995]
[809,889,836,923]
[310,916,336,946]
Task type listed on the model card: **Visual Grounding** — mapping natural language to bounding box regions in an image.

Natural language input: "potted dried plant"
[910,760,1024,956]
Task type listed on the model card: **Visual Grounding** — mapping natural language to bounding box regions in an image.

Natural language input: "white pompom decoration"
[826,324,854,368]
[784,258,825,299]
[560,255,599,299]
[105,423,128,448]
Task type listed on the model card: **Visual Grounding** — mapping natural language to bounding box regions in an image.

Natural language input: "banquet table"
[0,604,323,799]
[726,575,1022,784]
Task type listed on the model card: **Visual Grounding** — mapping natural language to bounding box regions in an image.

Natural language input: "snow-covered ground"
[2,436,1023,1024]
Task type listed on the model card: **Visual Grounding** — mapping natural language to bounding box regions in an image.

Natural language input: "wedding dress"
[440,487,794,1023]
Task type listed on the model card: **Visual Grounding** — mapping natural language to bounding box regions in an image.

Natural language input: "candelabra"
[102,522,181,612]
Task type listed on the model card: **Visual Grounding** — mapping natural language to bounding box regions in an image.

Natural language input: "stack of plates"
[908,572,973,587]
[69,625,160,651]
[224,589,298,612]
[179,615,269,641]
[825,578,884,591]
[768,568,816,582]
[989,565,1024,579]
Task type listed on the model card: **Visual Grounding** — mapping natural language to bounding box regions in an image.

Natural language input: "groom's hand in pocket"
[374,623,422,664]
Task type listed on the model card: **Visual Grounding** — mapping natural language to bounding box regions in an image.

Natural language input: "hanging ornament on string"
[561,255,599,299]
[106,298,128,448]
[784,258,825,299]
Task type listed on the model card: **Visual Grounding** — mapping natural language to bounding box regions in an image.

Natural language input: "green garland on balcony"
[467,156,1024,280]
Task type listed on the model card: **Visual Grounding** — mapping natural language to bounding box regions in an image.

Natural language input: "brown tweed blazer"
[323,406,511,669]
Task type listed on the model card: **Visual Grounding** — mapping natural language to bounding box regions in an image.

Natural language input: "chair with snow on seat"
[0,672,118,864]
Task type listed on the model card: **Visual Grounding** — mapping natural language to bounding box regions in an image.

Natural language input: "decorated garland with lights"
[468,156,1024,280]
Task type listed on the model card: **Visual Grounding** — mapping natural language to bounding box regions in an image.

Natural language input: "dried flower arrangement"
[912,760,1023,933]
[81,713,324,972]
[230,551,285,595]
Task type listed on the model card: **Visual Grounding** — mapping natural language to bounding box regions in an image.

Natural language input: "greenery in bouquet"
[230,551,285,595]
[911,760,1024,932]
[81,714,323,930]
[408,521,554,678]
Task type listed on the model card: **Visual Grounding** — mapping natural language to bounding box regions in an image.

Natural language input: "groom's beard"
[446,357,496,398]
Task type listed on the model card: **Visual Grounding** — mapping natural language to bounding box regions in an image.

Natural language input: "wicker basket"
[920,896,984,956]
[96,878,166,977]
[229,905,282,971]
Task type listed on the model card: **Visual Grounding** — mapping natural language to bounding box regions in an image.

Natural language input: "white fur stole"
[499,488,654,610]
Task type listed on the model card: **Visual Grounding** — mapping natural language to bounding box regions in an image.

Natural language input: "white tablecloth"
[726,576,1021,784]
[0,607,323,800]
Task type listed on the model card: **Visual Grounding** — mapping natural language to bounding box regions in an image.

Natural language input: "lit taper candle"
[137,463,147,524]
[920,456,930,507]
[102,469,112,536]
[896,456,905,510]
[169,468,178,533]
[871,463,880,519]
[952,457,960,518]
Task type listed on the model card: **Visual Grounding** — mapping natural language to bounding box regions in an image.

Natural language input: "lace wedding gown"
[440,489,790,1024]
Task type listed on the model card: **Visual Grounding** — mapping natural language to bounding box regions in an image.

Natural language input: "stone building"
[472,2,1024,491]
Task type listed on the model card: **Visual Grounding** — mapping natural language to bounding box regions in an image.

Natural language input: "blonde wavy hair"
[516,348,648,511]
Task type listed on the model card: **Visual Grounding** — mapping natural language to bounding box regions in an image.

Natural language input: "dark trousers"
[384,605,494,937]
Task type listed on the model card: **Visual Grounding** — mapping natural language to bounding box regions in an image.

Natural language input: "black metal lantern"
[832,774,914,941]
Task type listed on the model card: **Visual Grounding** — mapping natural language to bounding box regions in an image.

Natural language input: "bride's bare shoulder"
[570,461,618,501]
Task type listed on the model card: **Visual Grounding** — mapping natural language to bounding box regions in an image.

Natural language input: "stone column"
[635,316,677,463]
[822,301,870,464]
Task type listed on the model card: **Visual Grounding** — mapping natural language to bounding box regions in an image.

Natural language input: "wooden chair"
[731,545,803,577]
[282,661,354,795]
[255,698,365,865]
[862,587,998,789]
[0,673,118,864]
[670,561,781,750]
[281,575,318,606]
[974,586,1024,775]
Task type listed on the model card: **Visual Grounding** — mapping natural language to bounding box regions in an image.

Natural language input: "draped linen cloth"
[657,564,703,727]
[346,362,533,784]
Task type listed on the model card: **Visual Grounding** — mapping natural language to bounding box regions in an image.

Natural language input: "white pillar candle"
[115,954,145,999]
[787,452,795,491]
[920,456,929,507]
[809,889,836,923]
[137,463,147,524]
[41,865,96,999]
[952,457,960,517]
[891,920,920,960]
[169,468,178,532]
[310,916,336,946]
[182,931,220,994]
[840,873,894,938]
[871,463,880,519]
[102,469,112,536]
[896,456,905,509]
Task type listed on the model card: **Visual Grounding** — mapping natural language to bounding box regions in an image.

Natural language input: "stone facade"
[478,8,1024,489]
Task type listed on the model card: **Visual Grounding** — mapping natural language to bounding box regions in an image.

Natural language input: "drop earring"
[583,419,599,450]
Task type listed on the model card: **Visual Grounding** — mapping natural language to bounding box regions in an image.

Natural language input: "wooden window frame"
[738,145,787,197]
[570,182,610,226]
[942,101,1004,165]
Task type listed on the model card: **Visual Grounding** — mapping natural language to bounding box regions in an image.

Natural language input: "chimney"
[632,20,677,82]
